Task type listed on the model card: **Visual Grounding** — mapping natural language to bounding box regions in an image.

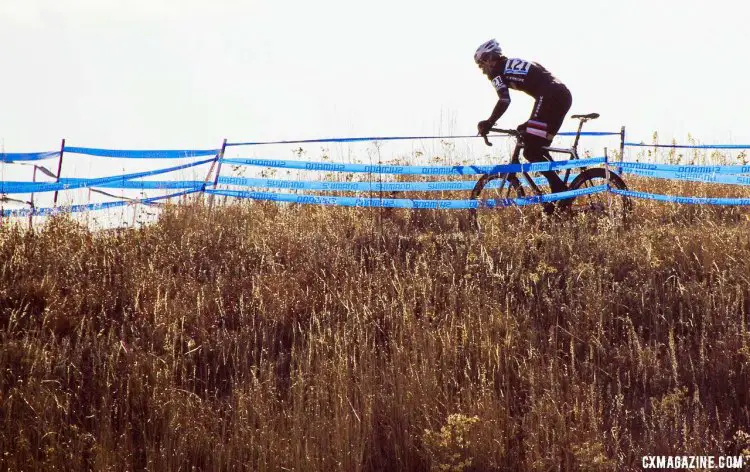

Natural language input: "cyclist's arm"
[487,75,511,124]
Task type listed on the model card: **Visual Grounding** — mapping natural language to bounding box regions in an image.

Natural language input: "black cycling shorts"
[524,86,573,143]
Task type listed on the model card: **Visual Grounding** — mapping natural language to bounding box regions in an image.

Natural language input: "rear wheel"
[468,173,525,231]
[568,167,632,221]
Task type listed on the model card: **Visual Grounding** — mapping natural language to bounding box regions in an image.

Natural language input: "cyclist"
[474,39,573,211]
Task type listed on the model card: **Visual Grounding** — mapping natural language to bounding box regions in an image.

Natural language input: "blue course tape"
[220,156,605,175]
[57,178,206,190]
[2,188,202,217]
[617,161,750,175]
[217,175,556,192]
[475,184,607,208]
[3,173,559,195]
[218,176,474,192]
[209,189,478,209]
[63,147,219,159]
[206,184,606,209]
[4,174,556,194]
[624,142,750,150]
[226,132,618,147]
[558,132,620,136]
[622,168,750,186]
[610,188,750,206]
[0,132,616,163]
[0,158,214,194]
[228,135,478,146]
[1,151,61,163]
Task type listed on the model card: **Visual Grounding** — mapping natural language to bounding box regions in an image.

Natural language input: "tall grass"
[2,175,750,471]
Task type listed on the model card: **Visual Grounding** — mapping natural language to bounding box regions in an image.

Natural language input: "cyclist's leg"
[543,86,573,137]
[522,89,573,208]
[522,87,572,147]
[522,133,568,193]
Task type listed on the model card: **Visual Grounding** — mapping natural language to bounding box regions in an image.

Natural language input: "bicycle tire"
[468,173,525,231]
[568,167,632,220]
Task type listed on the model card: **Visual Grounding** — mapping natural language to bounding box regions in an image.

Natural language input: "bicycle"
[468,113,632,230]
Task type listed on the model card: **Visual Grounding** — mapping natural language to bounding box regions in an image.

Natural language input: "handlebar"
[481,128,521,147]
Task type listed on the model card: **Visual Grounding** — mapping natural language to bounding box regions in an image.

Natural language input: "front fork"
[494,142,544,196]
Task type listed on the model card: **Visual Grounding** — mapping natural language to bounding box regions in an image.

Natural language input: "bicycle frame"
[484,131,580,199]
[482,113,598,198]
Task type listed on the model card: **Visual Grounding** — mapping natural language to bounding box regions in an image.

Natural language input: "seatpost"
[572,118,586,153]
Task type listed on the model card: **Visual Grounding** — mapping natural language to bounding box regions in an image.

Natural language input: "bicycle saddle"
[571,113,600,120]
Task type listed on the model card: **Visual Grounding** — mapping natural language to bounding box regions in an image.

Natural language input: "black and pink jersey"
[487,56,566,100]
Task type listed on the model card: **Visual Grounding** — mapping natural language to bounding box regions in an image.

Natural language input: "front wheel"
[568,167,632,221]
[467,173,525,231]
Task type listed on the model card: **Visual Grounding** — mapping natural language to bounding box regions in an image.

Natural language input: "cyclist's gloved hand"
[516,122,528,134]
[477,120,494,136]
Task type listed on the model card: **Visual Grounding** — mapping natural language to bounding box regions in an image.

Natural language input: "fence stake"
[53,138,66,206]
[29,165,39,229]
[207,138,228,210]
[619,126,625,174]
[132,200,138,227]
[211,139,229,188]
[604,147,613,224]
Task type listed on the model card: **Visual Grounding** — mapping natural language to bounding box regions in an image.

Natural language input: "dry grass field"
[2,173,750,471]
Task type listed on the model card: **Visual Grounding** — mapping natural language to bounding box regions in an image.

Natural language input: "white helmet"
[474,39,502,65]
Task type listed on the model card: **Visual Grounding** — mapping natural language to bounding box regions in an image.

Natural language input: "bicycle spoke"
[569,167,632,222]
[469,173,525,231]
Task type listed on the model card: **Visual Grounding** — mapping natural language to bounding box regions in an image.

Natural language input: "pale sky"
[1,0,749,153]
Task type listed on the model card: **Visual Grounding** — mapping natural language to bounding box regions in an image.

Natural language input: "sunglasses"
[476,53,496,67]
